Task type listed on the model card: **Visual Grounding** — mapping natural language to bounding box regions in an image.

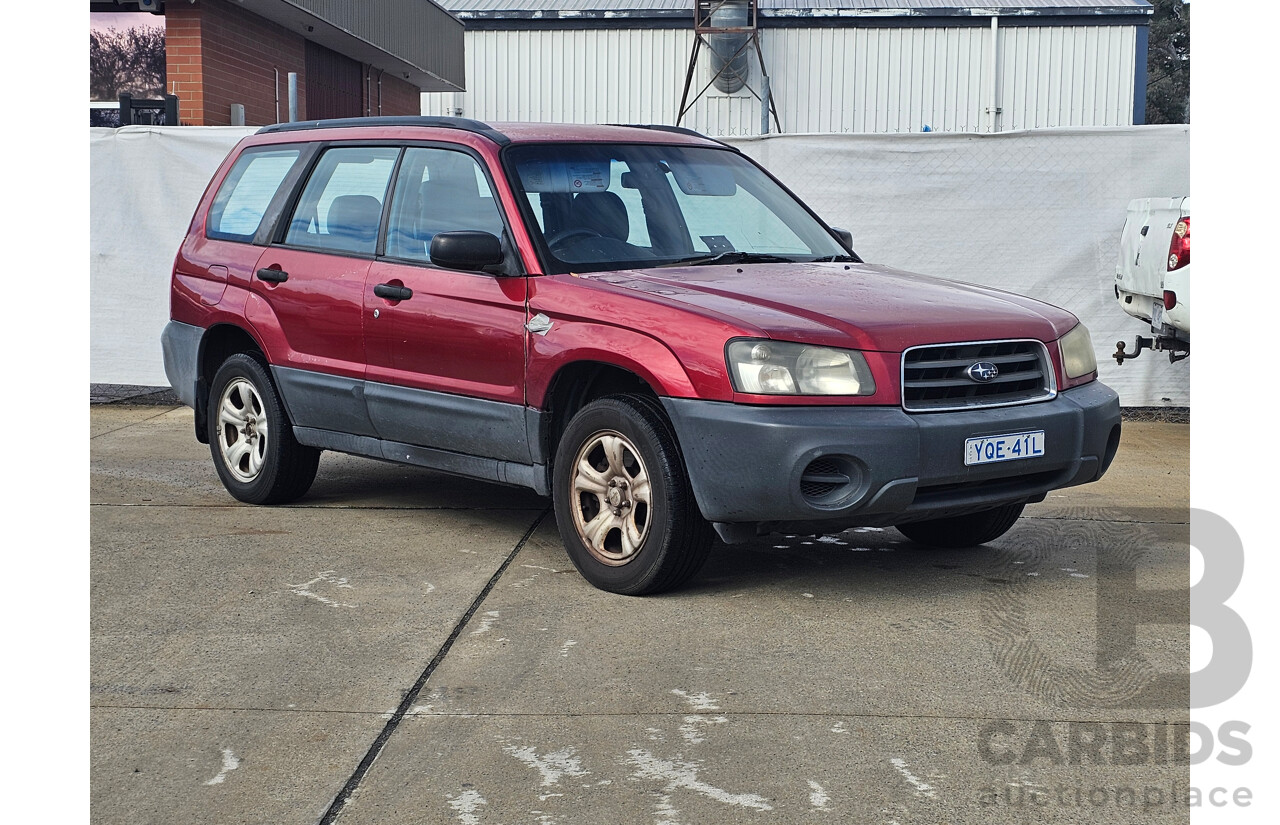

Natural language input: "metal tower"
[677,1,782,133]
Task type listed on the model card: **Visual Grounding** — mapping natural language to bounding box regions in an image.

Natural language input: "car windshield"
[505,142,853,274]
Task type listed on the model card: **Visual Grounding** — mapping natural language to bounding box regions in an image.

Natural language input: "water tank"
[708,1,750,94]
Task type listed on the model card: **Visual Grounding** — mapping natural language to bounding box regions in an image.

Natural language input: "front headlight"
[726,340,876,396]
[1059,323,1097,379]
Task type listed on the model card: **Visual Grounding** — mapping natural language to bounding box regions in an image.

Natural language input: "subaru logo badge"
[965,362,999,383]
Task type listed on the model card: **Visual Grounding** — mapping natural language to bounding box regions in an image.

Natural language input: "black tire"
[552,394,714,595]
[207,353,320,505]
[895,501,1025,548]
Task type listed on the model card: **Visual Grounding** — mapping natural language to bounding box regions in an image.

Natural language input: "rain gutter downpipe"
[987,15,1000,132]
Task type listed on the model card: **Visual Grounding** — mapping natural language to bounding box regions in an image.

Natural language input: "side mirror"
[832,226,854,252]
[430,230,504,272]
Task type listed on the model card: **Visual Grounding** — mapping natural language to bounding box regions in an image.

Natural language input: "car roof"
[254,116,729,149]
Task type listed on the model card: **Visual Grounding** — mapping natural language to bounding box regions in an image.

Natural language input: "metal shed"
[424,0,1152,135]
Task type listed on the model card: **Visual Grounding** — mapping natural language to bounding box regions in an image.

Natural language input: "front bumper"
[662,381,1121,531]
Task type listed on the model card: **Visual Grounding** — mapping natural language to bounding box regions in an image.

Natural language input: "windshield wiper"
[818,254,860,263]
[659,251,801,267]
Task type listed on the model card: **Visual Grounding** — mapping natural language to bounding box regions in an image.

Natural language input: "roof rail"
[256,116,510,146]
[608,123,738,151]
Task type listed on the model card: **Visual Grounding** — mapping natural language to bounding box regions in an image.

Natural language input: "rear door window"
[206,148,301,242]
[283,146,400,255]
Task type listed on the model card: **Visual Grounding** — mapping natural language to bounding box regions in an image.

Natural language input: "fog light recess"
[799,456,862,506]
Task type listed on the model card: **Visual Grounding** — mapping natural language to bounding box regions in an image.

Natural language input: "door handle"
[374,283,413,301]
[256,267,288,283]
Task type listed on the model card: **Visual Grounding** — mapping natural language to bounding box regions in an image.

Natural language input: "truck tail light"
[1167,215,1190,271]
[1163,290,1177,311]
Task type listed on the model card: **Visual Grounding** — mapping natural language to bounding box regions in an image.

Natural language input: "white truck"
[1112,196,1190,364]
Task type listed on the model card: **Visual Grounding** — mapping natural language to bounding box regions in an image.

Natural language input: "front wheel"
[895,501,1025,548]
[552,395,714,595]
[207,354,320,505]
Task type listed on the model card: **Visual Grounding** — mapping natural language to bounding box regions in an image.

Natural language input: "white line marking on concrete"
[830,721,849,734]
[447,788,487,825]
[627,750,773,812]
[816,536,845,544]
[655,793,682,825]
[203,748,240,785]
[470,610,500,635]
[424,582,436,594]
[889,758,936,799]
[1070,573,1090,578]
[559,640,578,658]
[671,690,720,712]
[504,744,589,787]
[850,526,884,533]
[808,780,831,810]
[522,564,562,573]
[286,571,355,608]
[802,592,815,598]
[678,715,728,745]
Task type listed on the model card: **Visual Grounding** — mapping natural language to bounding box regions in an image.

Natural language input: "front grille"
[902,339,1054,412]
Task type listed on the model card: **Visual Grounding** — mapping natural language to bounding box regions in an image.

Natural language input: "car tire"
[895,501,1025,548]
[552,394,714,595]
[207,353,320,505]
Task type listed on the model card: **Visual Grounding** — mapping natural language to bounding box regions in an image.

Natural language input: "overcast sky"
[90,11,164,33]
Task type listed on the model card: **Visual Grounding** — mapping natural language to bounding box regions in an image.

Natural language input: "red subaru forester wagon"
[163,117,1120,594]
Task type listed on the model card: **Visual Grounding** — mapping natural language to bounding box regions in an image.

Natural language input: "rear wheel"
[207,354,320,504]
[553,395,713,595]
[895,502,1025,548]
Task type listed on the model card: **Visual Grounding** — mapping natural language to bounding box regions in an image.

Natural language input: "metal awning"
[234,0,465,92]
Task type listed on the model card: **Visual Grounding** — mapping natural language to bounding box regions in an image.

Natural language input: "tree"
[1145,0,1190,124]
[90,26,166,101]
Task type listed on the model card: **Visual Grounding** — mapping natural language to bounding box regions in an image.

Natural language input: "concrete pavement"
[91,404,1190,824]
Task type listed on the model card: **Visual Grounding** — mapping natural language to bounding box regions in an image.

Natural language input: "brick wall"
[165,0,424,126]
[163,8,207,125]
[372,73,423,118]
[165,0,306,126]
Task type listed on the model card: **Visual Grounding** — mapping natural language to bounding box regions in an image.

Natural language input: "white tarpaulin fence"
[90,126,257,388]
[91,124,1188,406]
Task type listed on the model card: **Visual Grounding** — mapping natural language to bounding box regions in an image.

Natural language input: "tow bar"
[1113,335,1190,365]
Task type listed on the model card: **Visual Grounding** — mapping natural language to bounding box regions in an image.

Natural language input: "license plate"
[965,431,1045,466]
[1151,299,1165,330]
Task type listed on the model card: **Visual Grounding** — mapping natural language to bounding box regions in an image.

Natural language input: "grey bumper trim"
[662,381,1121,526]
[160,320,203,409]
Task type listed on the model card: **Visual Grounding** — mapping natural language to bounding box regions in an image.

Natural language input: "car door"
[252,144,400,436]
[363,145,531,464]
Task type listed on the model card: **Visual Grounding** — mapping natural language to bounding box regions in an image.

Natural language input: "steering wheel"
[545,228,602,249]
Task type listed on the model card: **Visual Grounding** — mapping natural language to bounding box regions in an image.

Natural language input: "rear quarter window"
[206,148,302,242]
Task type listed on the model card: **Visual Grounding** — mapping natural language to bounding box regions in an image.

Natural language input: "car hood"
[575,262,1079,352]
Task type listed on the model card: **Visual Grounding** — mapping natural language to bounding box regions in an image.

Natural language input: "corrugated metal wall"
[428,29,692,124]
[422,23,1138,134]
